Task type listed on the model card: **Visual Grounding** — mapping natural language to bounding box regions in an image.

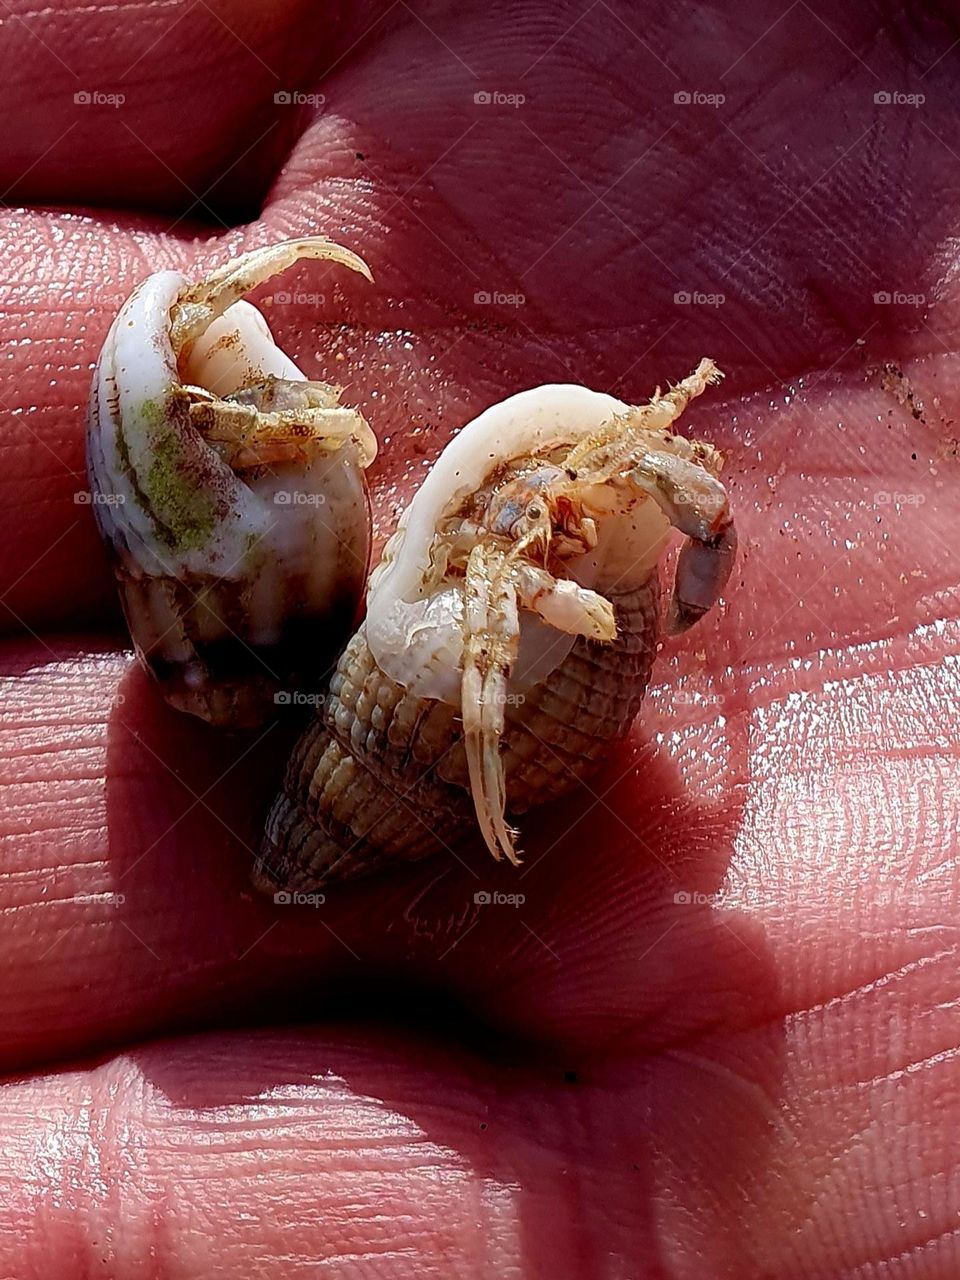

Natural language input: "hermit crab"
[86,237,376,727]
[255,359,736,892]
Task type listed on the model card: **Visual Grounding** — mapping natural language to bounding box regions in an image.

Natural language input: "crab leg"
[187,377,377,471]
[462,543,523,864]
[169,237,372,355]
[512,563,616,641]
[561,358,723,480]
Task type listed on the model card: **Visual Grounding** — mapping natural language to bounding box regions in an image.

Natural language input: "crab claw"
[667,521,738,633]
[624,449,736,634]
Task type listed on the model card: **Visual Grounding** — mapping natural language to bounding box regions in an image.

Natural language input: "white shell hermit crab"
[255,358,736,892]
[86,238,376,727]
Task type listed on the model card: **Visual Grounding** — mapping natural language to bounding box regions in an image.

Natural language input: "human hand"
[0,2,955,1275]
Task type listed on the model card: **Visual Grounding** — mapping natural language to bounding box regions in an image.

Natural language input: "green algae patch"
[139,394,220,553]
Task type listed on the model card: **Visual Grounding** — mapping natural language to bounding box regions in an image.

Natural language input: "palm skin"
[0,1,955,1275]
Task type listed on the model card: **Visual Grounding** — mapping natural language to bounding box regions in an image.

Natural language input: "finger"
[0,1021,955,1278]
[0,0,354,210]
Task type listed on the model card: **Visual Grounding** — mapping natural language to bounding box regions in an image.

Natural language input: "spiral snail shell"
[86,237,376,728]
[255,359,737,892]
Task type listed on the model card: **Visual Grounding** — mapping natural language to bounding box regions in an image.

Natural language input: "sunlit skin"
[0,1,956,1276]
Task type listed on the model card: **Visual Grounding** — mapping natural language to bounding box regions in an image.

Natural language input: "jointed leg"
[561,358,723,480]
[461,543,522,864]
[186,378,375,471]
[512,563,616,641]
[170,238,372,354]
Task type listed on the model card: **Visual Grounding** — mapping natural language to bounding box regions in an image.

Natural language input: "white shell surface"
[89,272,285,580]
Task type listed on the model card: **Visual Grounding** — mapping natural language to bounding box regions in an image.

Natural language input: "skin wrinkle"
[798,1131,957,1280]
[843,1224,960,1280]
[788,946,960,1024]
[661,1045,784,1116]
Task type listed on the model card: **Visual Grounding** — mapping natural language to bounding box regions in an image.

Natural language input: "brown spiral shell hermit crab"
[255,359,737,893]
[87,238,376,727]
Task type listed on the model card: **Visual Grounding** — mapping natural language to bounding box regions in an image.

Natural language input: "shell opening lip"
[365,361,728,709]
[365,383,637,702]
